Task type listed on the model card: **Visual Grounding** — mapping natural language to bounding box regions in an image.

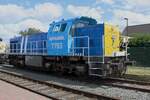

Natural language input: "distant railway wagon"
[0,40,7,64]
[8,17,129,77]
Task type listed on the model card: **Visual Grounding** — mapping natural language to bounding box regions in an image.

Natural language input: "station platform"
[0,80,50,100]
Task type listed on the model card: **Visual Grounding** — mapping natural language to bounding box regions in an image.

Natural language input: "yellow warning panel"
[104,24,120,57]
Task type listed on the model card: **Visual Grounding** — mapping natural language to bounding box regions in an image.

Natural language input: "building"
[123,24,150,36]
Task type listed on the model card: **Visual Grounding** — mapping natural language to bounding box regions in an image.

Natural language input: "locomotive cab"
[47,18,88,56]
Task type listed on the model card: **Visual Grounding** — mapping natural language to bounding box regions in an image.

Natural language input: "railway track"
[1,64,150,99]
[60,75,150,93]
[56,74,150,93]
[103,77,150,93]
[1,64,150,94]
[0,70,119,100]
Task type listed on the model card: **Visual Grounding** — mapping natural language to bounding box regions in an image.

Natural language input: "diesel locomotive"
[8,17,129,77]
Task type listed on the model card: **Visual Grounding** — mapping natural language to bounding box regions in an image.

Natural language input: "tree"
[19,28,41,35]
[129,34,150,47]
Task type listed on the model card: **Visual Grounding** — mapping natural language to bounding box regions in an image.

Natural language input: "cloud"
[125,0,150,7]
[121,0,150,12]
[33,3,63,22]
[96,0,114,4]
[0,3,63,41]
[0,24,18,41]
[0,19,48,42]
[67,5,103,22]
[0,3,63,24]
[0,5,28,24]
[113,9,150,25]
[110,9,150,31]
[17,19,48,32]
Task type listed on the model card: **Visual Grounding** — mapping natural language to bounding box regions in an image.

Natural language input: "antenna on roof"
[61,19,65,21]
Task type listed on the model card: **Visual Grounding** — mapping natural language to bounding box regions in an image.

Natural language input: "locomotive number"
[51,43,63,49]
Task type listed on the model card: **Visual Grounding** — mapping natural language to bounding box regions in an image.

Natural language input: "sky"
[0,0,150,41]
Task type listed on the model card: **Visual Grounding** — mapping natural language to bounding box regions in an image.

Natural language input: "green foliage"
[19,28,41,36]
[129,33,150,47]
[80,16,97,25]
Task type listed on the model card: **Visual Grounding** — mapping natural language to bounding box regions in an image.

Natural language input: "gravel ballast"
[0,65,150,100]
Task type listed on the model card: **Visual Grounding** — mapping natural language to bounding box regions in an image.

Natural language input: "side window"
[44,41,46,48]
[75,22,85,28]
[60,23,67,32]
[14,44,16,49]
[69,22,86,36]
[10,43,13,49]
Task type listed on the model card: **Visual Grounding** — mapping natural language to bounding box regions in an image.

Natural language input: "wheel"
[121,64,127,76]
[117,63,127,77]
[111,65,122,77]
[108,67,113,76]
[102,70,107,77]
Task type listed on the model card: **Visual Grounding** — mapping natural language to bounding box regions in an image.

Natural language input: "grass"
[124,66,150,82]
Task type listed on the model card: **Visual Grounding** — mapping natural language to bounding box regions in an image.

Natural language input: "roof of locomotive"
[10,17,100,42]
[10,32,47,42]
[49,17,98,27]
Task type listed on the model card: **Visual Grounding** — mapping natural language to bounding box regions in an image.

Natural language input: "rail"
[102,77,150,93]
[0,70,119,100]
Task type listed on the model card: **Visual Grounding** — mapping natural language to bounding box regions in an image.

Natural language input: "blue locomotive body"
[9,17,128,77]
[74,24,104,56]
[10,18,104,57]
[47,19,104,57]
[10,32,47,54]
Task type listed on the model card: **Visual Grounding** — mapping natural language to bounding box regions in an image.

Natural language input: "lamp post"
[124,18,128,60]
[124,18,128,36]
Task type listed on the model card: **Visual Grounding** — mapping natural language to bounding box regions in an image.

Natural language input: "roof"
[122,24,150,36]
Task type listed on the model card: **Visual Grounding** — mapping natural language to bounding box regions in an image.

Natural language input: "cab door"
[47,22,70,56]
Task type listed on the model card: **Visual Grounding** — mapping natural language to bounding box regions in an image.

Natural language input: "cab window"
[52,23,67,33]
[60,23,67,32]
[53,24,60,32]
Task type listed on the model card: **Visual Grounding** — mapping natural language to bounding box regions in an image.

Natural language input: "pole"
[126,19,128,36]
[124,18,128,36]
[124,18,128,61]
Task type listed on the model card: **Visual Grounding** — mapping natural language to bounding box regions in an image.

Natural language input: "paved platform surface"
[0,80,50,100]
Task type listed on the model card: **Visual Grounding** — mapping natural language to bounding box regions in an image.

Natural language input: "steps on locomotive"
[88,57,104,76]
[86,57,103,63]
[88,63,104,76]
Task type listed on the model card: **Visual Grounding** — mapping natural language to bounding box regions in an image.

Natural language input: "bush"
[128,33,150,47]
[19,28,41,36]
